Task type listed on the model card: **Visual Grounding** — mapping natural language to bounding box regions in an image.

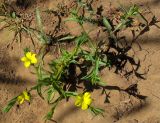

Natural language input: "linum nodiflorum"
[2,1,157,122]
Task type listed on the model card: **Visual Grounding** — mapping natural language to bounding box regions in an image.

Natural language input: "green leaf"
[11,12,16,19]
[103,17,112,33]
[44,103,57,120]
[2,97,17,113]
[23,47,30,54]
[32,78,52,99]
[97,81,107,86]
[81,68,100,85]
[44,96,62,120]
[47,87,56,103]
[128,5,139,16]
[65,17,81,24]
[65,91,78,97]
[37,84,44,99]
[120,5,139,20]
[89,106,105,116]
[75,32,88,47]
[52,81,66,98]
[35,8,50,44]
[58,35,75,41]
[35,8,43,33]
[65,9,84,25]
[114,19,126,32]
[81,57,102,85]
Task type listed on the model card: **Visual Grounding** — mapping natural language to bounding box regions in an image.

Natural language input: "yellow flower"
[17,91,30,104]
[21,52,37,68]
[75,92,92,110]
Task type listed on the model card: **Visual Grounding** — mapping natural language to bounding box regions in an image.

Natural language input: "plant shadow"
[113,98,149,121]
[0,50,30,84]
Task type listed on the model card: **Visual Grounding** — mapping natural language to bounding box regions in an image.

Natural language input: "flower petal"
[17,95,25,104]
[21,57,27,62]
[30,54,37,64]
[75,92,92,110]
[26,52,32,59]
[84,98,92,105]
[24,61,31,68]
[83,92,91,98]
[81,102,88,110]
[23,91,30,101]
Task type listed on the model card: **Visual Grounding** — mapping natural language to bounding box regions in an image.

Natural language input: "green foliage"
[66,9,84,25]
[2,2,154,122]
[2,97,17,113]
[81,55,106,85]
[121,5,139,19]
[23,47,30,54]
[89,106,105,116]
[0,4,34,46]
[103,17,112,33]
[102,5,141,35]
[35,8,51,44]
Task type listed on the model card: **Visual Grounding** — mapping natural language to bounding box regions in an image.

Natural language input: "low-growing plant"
[2,1,158,122]
[0,3,34,47]
[0,3,52,48]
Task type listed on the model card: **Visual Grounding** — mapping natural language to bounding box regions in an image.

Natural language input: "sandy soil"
[0,0,160,123]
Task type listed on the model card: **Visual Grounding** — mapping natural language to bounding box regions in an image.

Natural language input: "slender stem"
[80,25,96,52]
